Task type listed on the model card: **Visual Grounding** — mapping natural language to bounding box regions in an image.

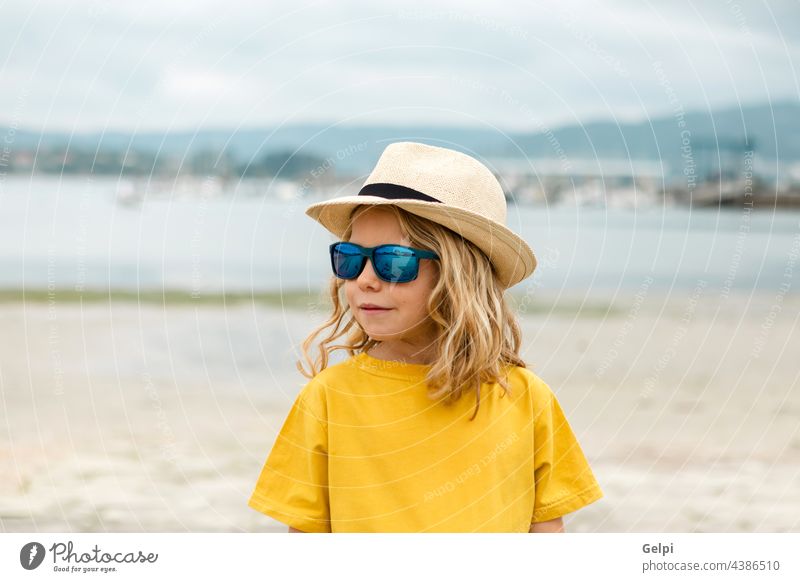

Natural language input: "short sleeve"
[531,385,603,523]
[248,384,331,532]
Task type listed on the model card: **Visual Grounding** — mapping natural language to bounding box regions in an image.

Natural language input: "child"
[248,141,602,533]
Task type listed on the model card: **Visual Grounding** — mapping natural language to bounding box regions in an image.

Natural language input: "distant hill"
[4,101,798,180]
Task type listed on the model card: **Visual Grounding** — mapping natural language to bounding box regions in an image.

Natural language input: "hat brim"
[305,195,537,288]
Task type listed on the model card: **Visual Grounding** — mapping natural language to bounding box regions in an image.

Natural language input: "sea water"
[0,175,798,295]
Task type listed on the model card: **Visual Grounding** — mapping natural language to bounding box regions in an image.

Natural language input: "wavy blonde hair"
[297,205,527,419]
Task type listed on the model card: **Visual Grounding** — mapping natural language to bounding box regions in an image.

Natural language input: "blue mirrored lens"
[332,243,364,279]
[374,246,418,282]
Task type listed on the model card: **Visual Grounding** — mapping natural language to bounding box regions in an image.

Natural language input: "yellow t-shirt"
[248,352,602,532]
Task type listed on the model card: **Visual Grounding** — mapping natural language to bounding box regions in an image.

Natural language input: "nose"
[356,257,382,289]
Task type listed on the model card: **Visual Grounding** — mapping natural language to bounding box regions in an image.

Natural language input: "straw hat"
[305,141,537,288]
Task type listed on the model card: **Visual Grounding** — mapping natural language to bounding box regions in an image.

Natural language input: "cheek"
[414,264,438,304]
[399,282,435,318]
[343,282,357,307]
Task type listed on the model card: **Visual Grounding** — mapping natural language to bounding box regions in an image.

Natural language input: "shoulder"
[503,365,557,406]
[298,354,361,402]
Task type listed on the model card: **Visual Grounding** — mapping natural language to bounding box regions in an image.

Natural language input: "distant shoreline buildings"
[2,144,799,210]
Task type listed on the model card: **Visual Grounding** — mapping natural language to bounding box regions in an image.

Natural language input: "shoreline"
[3,286,796,318]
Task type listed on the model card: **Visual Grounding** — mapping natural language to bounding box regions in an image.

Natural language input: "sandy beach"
[1,289,798,533]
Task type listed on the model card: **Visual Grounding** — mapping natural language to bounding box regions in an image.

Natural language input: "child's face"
[345,207,439,361]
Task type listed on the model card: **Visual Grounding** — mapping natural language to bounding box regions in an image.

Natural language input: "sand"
[1,290,798,532]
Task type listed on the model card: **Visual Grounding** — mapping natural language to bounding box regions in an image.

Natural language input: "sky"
[1,0,798,133]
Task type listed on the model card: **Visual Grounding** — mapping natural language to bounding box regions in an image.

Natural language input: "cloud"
[1,0,797,132]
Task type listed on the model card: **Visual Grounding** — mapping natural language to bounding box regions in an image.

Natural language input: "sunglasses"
[329,242,440,283]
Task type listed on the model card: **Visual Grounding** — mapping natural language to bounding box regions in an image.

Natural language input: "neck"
[369,342,436,365]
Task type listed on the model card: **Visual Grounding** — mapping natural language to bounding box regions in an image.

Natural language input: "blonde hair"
[297,205,527,419]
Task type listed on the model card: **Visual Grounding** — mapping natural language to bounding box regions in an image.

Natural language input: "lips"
[359,303,391,311]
